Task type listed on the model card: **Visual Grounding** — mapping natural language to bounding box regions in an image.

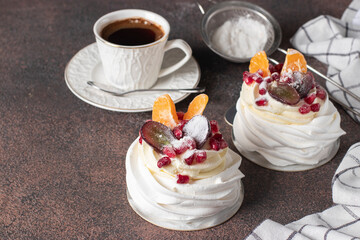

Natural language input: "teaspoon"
[87,81,206,97]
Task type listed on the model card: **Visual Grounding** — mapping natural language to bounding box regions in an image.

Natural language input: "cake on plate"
[233,49,345,171]
[126,94,244,230]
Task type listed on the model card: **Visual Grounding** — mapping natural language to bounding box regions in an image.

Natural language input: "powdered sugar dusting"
[212,17,268,58]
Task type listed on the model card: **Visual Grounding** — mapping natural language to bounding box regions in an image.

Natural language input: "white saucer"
[64,43,201,112]
[232,131,340,172]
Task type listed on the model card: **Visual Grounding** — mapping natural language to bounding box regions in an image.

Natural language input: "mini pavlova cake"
[233,50,345,171]
[126,94,244,230]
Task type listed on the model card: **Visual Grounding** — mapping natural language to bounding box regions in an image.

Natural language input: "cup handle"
[158,39,192,78]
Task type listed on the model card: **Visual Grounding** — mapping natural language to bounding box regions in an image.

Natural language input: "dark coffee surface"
[0,0,358,239]
[101,18,164,45]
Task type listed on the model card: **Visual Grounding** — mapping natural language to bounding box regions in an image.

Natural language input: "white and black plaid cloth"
[291,0,360,123]
[245,143,360,240]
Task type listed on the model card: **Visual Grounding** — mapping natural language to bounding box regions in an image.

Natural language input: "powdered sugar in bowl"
[200,1,281,63]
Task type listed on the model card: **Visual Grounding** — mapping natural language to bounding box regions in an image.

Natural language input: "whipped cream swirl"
[233,82,346,167]
[126,139,244,230]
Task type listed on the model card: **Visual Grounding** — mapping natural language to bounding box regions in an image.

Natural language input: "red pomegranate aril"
[157,156,171,168]
[184,153,195,165]
[178,120,188,131]
[174,144,187,155]
[257,69,264,77]
[259,88,267,95]
[281,76,293,84]
[195,151,207,163]
[210,120,219,133]
[212,133,222,140]
[299,104,311,114]
[255,98,268,106]
[173,127,183,140]
[269,64,275,73]
[177,174,189,184]
[185,137,196,150]
[219,139,228,149]
[311,103,320,112]
[210,138,220,151]
[316,88,327,100]
[139,130,143,144]
[177,111,184,120]
[255,76,263,84]
[162,146,176,158]
[274,63,284,73]
[264,76,271,83]
[271,72,280,82]
[243,71,254,85]
[304,93,316,104]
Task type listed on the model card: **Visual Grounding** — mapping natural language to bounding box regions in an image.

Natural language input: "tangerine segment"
[281,48,307,75]
[249,51,271,77]
[152,94,179,129]
[183,94,209,120]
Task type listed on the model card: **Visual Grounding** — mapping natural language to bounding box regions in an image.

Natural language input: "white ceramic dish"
[64,43,200,112]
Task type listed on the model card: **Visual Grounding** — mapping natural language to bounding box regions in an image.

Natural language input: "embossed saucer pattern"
[64,43,201,112]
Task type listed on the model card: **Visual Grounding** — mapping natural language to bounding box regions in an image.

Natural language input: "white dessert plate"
[232,131,340,172]
[64,43,201,112]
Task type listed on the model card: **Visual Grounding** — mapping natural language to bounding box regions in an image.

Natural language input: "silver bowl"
[201,1,282,63]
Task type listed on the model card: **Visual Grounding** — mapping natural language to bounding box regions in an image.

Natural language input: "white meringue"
[233,82,345,168]
[126,139,244,230]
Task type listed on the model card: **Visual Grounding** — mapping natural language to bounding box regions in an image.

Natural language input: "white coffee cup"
[93,9,192,90]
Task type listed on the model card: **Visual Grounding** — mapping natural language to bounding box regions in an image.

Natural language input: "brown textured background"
[1,0,359,239]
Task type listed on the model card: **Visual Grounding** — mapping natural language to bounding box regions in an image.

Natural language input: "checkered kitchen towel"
[245,143,360,240]
[291,0,360,123]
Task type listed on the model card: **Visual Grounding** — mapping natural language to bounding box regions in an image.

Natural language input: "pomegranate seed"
[243,71,254,85]
[259,88,267,95]
[195,151,207,163]
[316,88,327,100]
[311,103,320,112]
[174,137,196,154]
[219,139,228,149]
[274,63,283,73]
[184,153,195,165]
[177,112,184,120]
[257,69,264,77]
[255,98,268,106]
[269,64,275,73]
[281,75,293,84]
[212,133,222,140]
[210,138,220,151]
[264,76,271,83]
[178,120,188,131]
[185,137,196,150]
[174,144,187,155]
[299,104,311,114]
[304,93,316,104]
[255,78,263,84]
[162,146,176,158]
[173,127,183,140]
[157,157,171,168]
[177,174,189,184]
[210,120,219,133]
[271,72,280,82]
[139,131,143,144]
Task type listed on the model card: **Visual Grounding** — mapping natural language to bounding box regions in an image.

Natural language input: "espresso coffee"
[101,18,164,46]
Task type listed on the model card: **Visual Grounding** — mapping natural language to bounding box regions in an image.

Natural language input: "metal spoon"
[87,81,206,97]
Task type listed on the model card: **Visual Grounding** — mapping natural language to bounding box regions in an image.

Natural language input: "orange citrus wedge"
[281,48,307,75]
[183,94,209,120]
[152,94,179,129]
[249,51,271,77]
